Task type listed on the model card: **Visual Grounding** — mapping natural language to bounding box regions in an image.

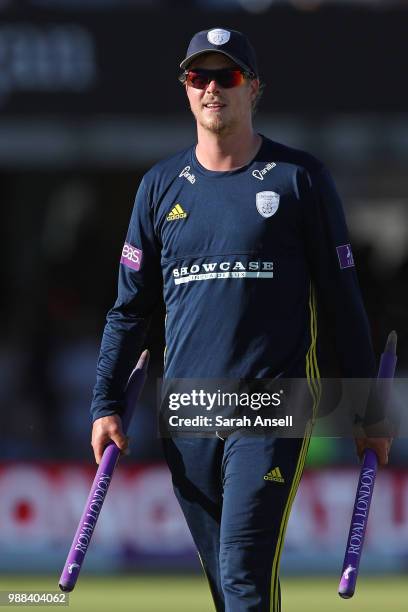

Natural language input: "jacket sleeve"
[301,165,376,379]
[90,177,162,422]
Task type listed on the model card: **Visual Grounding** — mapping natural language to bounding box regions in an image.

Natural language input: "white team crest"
[256,191,280,218]
[207,29,231,46]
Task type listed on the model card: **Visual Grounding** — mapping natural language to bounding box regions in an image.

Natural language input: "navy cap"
[180,28,258,77]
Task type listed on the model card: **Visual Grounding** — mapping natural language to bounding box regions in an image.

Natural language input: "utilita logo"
[179,166,196,184]
[120,242,142,272]
[252,162,276,181]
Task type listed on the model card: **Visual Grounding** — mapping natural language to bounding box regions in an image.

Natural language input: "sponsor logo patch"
[172,260,274,285]
[167,204,188,221]
[120,242,142,271]
[179,165,196,184]
[336,244,355,269]
[252,161,276,181]
[207,28,230,46]
[256,191,280,218]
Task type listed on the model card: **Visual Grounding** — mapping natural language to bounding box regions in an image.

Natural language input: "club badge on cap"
[207,28,231,46]
[179,28,259,77]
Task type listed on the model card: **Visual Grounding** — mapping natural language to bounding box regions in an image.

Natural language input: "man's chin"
[201,117,231,135]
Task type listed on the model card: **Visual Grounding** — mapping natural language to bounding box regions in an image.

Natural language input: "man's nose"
[206,79,219,93]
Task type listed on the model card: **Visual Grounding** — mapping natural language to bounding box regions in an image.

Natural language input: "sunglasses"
[180,68,254,90]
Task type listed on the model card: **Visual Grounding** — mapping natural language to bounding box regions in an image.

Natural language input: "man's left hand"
[354,436,393,467]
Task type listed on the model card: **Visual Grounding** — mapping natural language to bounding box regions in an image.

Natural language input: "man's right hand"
[91,415,129,464]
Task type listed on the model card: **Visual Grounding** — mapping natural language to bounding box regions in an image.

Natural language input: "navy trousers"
[163,430,311,612]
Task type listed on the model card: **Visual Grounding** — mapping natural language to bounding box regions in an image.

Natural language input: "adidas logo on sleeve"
[167,204,188,221]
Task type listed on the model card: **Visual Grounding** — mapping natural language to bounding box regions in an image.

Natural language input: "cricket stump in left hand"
[338,332,397,598]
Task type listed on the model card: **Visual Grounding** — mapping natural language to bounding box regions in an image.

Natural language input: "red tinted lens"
[186,69,245,89]
[186,71,210,89]
[217,70,245,88]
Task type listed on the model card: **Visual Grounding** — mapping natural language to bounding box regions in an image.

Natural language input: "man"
[91,28,391,612]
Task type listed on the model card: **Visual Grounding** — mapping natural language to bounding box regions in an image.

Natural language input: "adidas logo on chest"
[167,203,187,221]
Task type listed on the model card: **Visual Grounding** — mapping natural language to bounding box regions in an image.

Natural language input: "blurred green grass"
[0,575,406,611]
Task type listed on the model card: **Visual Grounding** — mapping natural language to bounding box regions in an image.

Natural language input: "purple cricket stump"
[376,331,398,410]
[58,350,149,593]
[58,445,121,592]
[338,448,378,599]
[338,331,397,599]
[379,331,397,378]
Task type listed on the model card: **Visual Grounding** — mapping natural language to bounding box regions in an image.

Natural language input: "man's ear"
[250,78,260,104]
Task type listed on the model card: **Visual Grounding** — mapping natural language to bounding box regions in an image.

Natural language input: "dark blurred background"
[1,0,407,462]
[0,0,408,584]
